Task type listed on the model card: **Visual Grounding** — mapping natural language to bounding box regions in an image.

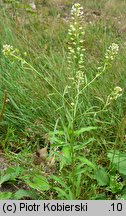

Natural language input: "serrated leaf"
[121,186,126,200]
[0,192,12,200]
[50,175,67,188]
[12,189,36,200]
[49,130,64,136]
[53,187,69,199]
[60,146,72,170]
[62,146,71,158]
[73,138,94,150]
[77,156,96,169]
[24,175,50,191]
[120,194,126,200]
[94,167,109,186]
[74,127,97,137]
[0,166,23,186]
[107,150,126,175]
[6,166,23,177]
[94,193,107,200]
[74,164,89,176]
[0,174,12,186]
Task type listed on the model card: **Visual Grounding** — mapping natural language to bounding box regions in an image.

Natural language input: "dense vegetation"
[0,0,126,200]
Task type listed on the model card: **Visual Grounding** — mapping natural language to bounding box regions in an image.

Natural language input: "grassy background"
[0,0,126,199]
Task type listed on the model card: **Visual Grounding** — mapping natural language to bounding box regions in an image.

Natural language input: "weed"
[0,1,126,200]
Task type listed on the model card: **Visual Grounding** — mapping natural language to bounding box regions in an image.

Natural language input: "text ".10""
[110,203,122,212]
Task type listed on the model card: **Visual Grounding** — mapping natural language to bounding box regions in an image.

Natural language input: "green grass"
[0,0,126,200]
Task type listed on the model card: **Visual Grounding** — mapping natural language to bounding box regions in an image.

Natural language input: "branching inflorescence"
[2,3,123,112]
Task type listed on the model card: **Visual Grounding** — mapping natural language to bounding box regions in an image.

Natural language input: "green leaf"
[12,189,36,200]
[50,175,67,188]
[74,127,98,137]
[24,175,50,191]
[62,146,71,159]
[0,174,12,186]
[49,130,65,136]
[0,192,12,200]
[50,138,65,147]
[94,167,110,186]
[93,193,107,200]
[68,189,74,200]
[60,146,72,170]
[53,187,69,199]
[108,175,123,194]
[121,187,126,200]
[75,174,81,198]
[120,194,126,200]
[74,165,89,176]
[73,138,94,150]
[77,156,96,169]
[107,150,126,175]
[0,167,23,186]
[6,166,23,178]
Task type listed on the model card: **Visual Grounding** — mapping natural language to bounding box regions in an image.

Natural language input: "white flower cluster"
[2,44,26,66]
[2,44,20,58]
[71,3,83,17]
[2,44,14,56]
[105,43,119,61]
[113,86,123,98]
[67,3,85,85]
[75,70,84,84]
[109,86,123,101]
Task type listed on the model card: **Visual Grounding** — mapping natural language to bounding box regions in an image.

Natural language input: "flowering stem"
[80,61,108,94]
[73,82,80,119]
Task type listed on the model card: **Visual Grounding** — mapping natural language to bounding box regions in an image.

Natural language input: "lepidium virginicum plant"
[2,3,123,199]
[49,3,123,199]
